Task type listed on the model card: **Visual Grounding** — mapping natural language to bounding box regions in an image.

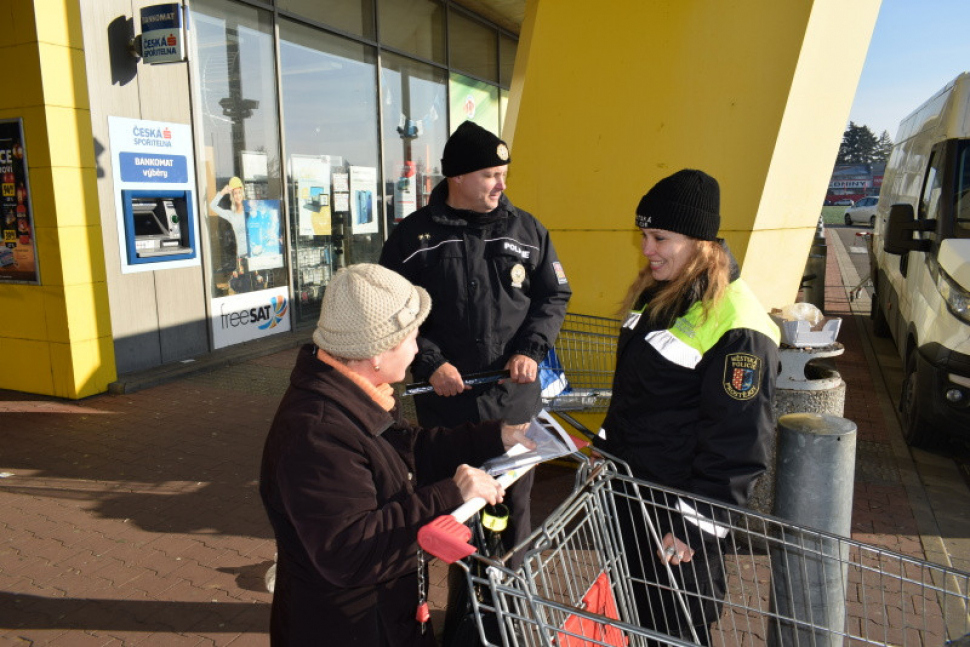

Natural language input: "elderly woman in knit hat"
[259,263,532,647]
[593,169,780,645]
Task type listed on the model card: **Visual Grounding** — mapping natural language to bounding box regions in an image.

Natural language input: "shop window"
[448,9,498,83]
[191,0,286,301]
[277,0,375,40]
[279,19,382,323]
[378,0,446,64]
[381,52,448,228]
[449,72,500,136]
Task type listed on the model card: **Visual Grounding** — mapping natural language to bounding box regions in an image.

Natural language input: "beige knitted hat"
[312,263,431,360]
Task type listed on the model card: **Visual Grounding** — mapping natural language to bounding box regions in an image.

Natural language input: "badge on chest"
[510,263,526,288]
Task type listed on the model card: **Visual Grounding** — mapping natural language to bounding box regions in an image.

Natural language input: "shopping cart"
[540,313,621,435]
[419,455,970,646]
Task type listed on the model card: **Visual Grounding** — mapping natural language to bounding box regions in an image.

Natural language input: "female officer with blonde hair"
[595,169,780,644]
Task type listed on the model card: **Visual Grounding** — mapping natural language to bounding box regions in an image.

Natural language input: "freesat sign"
[140,3,185,65]
[211,287,291,349]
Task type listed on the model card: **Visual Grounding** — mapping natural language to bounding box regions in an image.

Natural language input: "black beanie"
[635,169,721,241]
[441,121,511,177]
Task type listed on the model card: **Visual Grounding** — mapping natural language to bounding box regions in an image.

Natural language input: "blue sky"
[847,0,970,139]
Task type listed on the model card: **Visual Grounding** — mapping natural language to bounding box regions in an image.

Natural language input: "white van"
[870,72,970,449]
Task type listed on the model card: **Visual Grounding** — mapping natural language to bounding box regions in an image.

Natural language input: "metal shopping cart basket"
[419,455,970,647]
[540,313,621,432]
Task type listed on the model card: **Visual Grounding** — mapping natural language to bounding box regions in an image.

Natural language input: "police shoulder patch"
[552,261,568,284]
[722,353,761,400]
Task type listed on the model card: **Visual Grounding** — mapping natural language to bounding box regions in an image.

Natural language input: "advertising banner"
[829,180,869,189]
[0,119,39,284]
[211,286,291,349]
[108,116,200,273]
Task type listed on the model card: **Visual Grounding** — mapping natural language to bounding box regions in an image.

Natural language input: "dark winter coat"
[259,344,505,646]
[597,271,780,516]
[379,180,571,427]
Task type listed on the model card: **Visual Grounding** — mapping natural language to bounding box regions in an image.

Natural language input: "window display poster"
[211,285,291,349]
[291,155,332,237]
[394,161,417,222]
[332,172,350,213]
[449,73,501,136]
[0,118,40,284]
[349,166,378,235]
[244,199,284,271]
[241,150,268,181]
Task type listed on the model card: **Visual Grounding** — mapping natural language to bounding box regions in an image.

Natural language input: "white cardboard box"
[769,311,842,347]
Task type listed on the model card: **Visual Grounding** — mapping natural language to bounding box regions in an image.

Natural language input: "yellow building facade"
[505,0,881,315]
[0,0,115,398]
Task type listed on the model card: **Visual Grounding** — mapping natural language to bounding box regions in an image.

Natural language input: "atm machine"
[121,189,197,265]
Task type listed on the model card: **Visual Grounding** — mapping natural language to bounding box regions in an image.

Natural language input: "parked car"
[844,196,879,226]
[833,198,854,206]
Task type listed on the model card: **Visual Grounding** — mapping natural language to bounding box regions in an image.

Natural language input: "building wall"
[505,0,881,316]
[80,0,209,375]
[0,0,115,398]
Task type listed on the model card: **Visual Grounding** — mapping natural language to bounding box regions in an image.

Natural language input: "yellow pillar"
[505,0,880,316]
[0,0,114,398]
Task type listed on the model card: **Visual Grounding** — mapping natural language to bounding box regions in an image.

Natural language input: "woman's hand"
[429,362,469,397]
[500,422,536,451]
[658,532,694,566]
[453,464,504,505]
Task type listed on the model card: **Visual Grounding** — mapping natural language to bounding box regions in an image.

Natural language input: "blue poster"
[245,200,283,271]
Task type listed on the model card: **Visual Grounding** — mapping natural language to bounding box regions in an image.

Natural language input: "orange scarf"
[316,349,395,412]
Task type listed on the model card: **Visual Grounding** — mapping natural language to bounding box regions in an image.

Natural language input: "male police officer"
[380,120,570,561]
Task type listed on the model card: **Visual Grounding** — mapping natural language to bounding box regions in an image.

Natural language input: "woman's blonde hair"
[618,238,731,327]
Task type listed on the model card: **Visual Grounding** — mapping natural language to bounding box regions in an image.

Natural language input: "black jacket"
[259,344,505,646]
[597,272,780,513]
[379,180,571,425]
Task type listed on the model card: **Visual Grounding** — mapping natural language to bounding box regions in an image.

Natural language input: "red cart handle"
[418,467,531,563]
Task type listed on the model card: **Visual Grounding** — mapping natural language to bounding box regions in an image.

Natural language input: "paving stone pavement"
[1,228,967,644]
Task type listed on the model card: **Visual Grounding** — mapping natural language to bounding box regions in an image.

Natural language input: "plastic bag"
[480,412,579,476]
[779,302,823,326]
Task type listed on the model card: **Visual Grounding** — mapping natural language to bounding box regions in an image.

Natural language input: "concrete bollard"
[768,413,857,647]
[749,344,846,516]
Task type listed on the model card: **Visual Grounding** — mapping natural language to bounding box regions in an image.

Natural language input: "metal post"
[768,413,857,647]
[801,217,828,311]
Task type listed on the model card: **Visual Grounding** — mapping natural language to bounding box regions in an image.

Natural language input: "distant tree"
[873,130,893,163]
[836,122,880,165]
